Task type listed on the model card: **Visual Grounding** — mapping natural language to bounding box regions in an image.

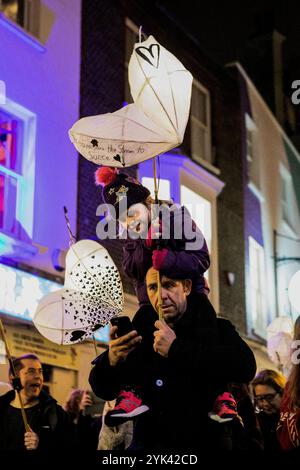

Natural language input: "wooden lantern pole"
[0,319,30,432]
[153,158,163,321]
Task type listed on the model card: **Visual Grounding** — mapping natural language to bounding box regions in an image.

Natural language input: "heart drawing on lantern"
[136,44,160,68]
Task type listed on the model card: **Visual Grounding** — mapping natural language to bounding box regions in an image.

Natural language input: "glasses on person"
[254,392,278,404]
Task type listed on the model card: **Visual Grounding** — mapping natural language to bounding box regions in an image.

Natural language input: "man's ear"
[183,279,192,295]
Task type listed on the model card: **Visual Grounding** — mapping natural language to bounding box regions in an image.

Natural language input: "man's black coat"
[90,294,256,450]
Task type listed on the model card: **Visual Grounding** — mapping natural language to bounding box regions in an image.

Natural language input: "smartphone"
[110,316,134,337]
[83,391,105,417]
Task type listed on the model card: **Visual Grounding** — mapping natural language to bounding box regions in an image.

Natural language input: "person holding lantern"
[89,266,256,451]
[94,166,211,426]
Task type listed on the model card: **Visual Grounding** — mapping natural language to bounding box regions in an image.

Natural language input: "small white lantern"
[64,239,123,311]
[33,288,119,345]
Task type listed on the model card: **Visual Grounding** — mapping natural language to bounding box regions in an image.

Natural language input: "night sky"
[155,1,300,74]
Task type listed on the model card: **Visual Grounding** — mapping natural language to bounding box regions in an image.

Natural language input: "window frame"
[249,236,267,338]
[0,99,36,241]
[0,0,40,38]
[280,164,296,234]
[190,80,212,166]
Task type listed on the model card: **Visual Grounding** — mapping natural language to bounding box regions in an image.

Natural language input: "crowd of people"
[0,168,299,453]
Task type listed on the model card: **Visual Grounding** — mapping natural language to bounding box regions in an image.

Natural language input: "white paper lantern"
[33,288,119,345]
[68,35,193,168]
[267,331,293,369]
[267,316,294,337]
[65,239,123,311]
[288,270,300,313]
[129,35,193,143]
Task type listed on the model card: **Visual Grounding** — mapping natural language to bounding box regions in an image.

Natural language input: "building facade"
[0,0,84,404]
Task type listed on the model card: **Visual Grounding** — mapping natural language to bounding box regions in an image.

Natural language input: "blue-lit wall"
[0,1,81,276]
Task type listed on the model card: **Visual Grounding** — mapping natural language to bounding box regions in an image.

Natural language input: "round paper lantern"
[33,288,119,345]
[65,240,123,311]
[267,316,293,337]
[267,331,293,369]
[288,270,300,313]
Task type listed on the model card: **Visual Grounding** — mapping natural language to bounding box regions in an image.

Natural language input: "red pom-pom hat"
[95,166,118,187]
[94,166,150,219]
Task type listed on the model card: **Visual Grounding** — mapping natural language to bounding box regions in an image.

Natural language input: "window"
[245,114,261,192]
[249,237,267,337]
[190,81,212,165]
[141,177,171,201]
[0,0,40,38]
[0,110,22,234]
[180,185,212,252]
[0,100,36,242]
[280,168,294,231]
[124,19,140,105]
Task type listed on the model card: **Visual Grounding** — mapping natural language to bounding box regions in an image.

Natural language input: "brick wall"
[78,0,135,295]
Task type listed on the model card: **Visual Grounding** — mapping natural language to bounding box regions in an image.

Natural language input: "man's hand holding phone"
[108,316,142,367]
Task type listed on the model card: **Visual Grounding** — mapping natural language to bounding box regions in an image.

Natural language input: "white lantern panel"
[33,288,118,345]
[65,240,123,311]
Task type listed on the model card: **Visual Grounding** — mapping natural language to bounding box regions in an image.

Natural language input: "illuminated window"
[191,81,212,165]
[0,101,36,241]
[0,0,40,38]
[249,237,267,337]
[0,110,22,234]
[245,114,260,192]
[180,185,212,251]
[280,168,294,231]
[141,177,171,201]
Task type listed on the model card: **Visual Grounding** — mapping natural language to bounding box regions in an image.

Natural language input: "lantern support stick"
[0,319,30,432]
[153,158,163,321]
[63,206,77,246]
[93,336,98,357]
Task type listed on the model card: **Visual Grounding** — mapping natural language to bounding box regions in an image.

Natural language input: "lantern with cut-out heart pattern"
[33,240,123,345]
[65,239,123,311]
[33,287,119,345]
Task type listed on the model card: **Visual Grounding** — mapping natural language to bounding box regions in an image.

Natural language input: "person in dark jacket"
[63,388,102,451]
[0,353,77,451]
[89,267,257,451]
[95,166,210,307]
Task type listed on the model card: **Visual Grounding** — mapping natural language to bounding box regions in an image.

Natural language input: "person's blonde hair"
[252,369,286,395]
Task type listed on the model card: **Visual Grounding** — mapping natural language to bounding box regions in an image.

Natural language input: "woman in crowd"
[252,369,286,451]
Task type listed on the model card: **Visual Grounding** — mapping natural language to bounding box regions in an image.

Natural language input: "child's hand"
[145,218,162,248]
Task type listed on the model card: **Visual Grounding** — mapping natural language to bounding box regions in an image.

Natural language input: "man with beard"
[89,267,257,451]
[0,353,76,451]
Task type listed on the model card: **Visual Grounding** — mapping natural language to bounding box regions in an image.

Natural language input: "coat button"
[156,379,163,387]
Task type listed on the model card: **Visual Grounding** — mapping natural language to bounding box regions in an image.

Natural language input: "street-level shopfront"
[0,262,114,404]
